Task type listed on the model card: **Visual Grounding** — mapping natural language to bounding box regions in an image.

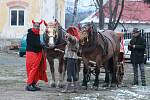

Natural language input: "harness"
[97,32,108,56]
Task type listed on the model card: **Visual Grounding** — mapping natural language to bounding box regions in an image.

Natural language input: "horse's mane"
[81,26,98,53]
[55,25,66,45]
[81,26,109,56]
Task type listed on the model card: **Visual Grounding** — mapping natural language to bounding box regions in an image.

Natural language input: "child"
[62,26,80,93]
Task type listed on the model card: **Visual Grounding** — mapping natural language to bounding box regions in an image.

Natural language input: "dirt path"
[0,52,150,100]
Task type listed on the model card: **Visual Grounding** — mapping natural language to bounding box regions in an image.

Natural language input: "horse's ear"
[44,20,48,26]
[39,20,43,25]
[54,19,59,26]
[32,20,35,24]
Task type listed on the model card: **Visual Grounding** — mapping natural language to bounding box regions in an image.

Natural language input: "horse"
[79,24,120,89]
[43,21,66,88]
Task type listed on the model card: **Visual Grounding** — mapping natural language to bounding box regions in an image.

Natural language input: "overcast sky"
[65,0,108,12]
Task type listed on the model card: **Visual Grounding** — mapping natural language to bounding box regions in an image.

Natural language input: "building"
[0,0,65,39]
[80,0,150,33]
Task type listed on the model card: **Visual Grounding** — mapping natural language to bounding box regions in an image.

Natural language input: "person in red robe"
[25,20,48,91]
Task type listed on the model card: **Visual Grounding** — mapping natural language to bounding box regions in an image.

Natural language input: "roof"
[81,0,150,24]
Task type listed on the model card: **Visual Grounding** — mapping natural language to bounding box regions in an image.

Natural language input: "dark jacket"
[26,29,42,53]
[128,34,146,64]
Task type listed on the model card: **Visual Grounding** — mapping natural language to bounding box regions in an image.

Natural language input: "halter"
[43,20,66,49]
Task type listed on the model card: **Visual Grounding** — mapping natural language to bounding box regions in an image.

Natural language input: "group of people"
[25,20,147,92]
[25,20,80,92]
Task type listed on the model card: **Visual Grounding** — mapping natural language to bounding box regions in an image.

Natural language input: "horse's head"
[79,24,91,46]
[44,21,60,48]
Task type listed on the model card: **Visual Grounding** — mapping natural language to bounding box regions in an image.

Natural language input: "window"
[10,9,24,26]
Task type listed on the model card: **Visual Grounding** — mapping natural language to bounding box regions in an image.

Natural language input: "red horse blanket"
[26,51,48,84]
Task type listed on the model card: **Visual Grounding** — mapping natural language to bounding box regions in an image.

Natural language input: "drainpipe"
[55,0,58,20]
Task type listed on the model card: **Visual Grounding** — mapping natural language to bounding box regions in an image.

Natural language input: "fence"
[124,32,150,60]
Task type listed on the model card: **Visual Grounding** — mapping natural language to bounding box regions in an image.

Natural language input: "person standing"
[62,26,80,93]
[25,20,48,91]
[128,28,146,86]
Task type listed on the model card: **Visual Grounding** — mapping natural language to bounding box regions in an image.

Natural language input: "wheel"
[116,63,124,85]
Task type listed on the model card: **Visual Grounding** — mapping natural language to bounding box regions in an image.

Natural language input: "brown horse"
[79,24,120,89]
[43,21,66,88]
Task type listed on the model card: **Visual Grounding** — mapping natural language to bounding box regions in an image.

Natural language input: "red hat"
[66,26,80,40]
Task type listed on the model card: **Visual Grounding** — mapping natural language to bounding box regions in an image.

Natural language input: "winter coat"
[26,29,42,53]
[128,35,146,64]
[64,35,79,59]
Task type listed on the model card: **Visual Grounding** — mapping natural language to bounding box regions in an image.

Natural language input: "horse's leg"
[82,65,88,88]
[102,62,111,87]
[76,59,81,81]
[116,63,124,87]
[57,57,65,88]
[82,58,89,89]
[47,57,56,87]
[93,65,100,89]
[93,55,102,89]
[109,57,117,87]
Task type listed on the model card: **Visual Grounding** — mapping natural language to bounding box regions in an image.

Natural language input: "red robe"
[26,51,48,85]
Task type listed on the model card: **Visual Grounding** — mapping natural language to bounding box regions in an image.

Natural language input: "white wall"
[41,0,56,22]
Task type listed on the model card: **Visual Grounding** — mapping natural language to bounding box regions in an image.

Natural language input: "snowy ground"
[0,52,150,100]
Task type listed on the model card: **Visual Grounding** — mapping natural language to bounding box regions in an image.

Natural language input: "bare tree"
[94,0,124,30]
[72,0,79,25]
[108,0,124,30]
[95,0,104,29]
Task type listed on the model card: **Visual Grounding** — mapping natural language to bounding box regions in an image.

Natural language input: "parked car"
[124,39,131,60]
[19,34,44,57]
[124,39,147,64]
[19,34,27,57]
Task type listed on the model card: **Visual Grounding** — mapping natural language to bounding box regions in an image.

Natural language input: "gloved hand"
[68,36,72,42]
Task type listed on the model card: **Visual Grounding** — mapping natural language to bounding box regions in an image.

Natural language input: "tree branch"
[113,0,124,30]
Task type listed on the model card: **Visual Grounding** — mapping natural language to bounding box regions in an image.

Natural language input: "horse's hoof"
[58,83,65,88]
[82,86,87,90]
[102,83,109,87]
[110,83,116,88]
[93,82,99,87]
[93,86,98,90]
[117,84,122,88]
[61,89,71,93]
[51,83,56,87]
[82,81,87,86]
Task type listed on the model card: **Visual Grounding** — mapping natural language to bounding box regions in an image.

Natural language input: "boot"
[142,80,146,86]
[61,82,71,93]
[73,81,78,92]
[132,81,138,85]
[32,83,41,91]
[25,84,37,91]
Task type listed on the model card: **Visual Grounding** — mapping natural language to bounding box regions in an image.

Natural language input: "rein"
[43,26,66,50]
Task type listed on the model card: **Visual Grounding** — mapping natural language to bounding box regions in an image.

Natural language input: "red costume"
[26,20,48,86]
[26,51,48,84]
